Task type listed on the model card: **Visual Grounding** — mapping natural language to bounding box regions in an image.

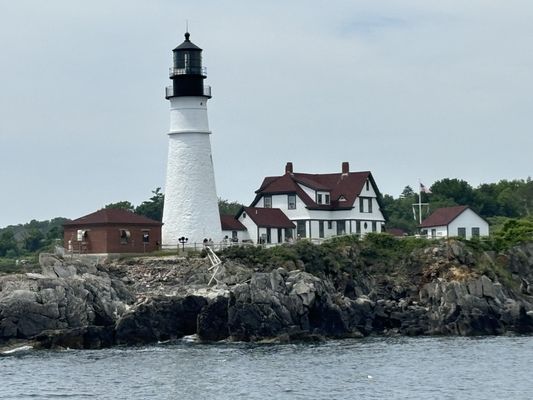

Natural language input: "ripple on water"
[1,336,533,400]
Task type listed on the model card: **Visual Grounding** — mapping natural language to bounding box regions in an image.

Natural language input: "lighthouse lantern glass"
[174,50,202,74]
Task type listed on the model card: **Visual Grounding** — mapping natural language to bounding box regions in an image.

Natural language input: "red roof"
[220,214,246,231]
[63,208,162,227]
[419,205,469,228]
[252,167,378,211]
[241,207,296,229]
[386,228,407,237]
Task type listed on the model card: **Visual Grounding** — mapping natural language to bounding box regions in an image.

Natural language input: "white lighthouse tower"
[162,32,222,247]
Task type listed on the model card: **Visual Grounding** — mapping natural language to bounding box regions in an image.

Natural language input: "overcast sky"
[1,0,532,227]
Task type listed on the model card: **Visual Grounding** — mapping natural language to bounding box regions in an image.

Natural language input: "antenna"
[186,19,189,32]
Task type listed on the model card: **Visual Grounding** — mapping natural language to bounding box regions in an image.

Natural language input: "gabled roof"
[240,207,296,229]
[220,214,246,231]
[63,209,162,227]
[252,167,380,211]
[419,205,470,228]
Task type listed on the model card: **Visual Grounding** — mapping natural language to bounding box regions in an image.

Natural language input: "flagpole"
[414,181,430,226]
[418,179,422,224]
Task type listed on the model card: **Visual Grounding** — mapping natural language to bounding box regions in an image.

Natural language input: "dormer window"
[264,195,272,208]
[288,194,296,209]
[338,195,346,202]
[316,191,330,205]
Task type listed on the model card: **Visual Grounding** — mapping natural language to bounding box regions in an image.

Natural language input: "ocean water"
[1,336,532,399]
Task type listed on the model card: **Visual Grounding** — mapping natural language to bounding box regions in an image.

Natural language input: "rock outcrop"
[0,255,132,347]
[1,240,533,350]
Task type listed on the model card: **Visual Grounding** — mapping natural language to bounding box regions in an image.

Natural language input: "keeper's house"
[63,208,162,254]
[419,205,489,239]
[225,162,386,244]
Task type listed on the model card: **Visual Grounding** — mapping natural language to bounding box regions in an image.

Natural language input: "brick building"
[63,209,162,254]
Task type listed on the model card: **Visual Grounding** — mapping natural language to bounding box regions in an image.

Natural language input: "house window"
[327,221,332,230]
[120,229,131,245]
[366,180,370,191]
[319,221,325,238]
[359,198,364,212]
[372,221,377,232]
[368,198,372,213]
[337,221,346,235]
[242,212,246,218]
[317,193,323,204]
[457,227,466,238]
[297,221,306,238]
[288,194,296,210]
[142,230,150,243]
[232,230,238,242]
[264,195,272,208]
[324,194,330,205]
[472,227,480,238]
[356,221,361,234]
[285,228,293,240]
[431,229,436,238]
[77,229,88,241]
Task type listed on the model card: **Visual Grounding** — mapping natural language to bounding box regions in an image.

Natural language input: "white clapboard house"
[224,162,386,245]
[419,205,489,239]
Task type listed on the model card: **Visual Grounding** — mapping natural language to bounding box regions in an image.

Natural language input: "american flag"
[420,182,432,194]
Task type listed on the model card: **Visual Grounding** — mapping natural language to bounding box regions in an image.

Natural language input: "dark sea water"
[1,336,532,399]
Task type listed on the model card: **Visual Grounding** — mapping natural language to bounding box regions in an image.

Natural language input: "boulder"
[0,257,131,344]
[197,296,229,341]
[115,295,207,345]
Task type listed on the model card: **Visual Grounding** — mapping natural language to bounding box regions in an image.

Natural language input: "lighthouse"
[162,32,222,247]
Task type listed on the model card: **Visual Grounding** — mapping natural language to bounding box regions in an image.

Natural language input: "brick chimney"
[285,162,293,174]
[342,162,349,174]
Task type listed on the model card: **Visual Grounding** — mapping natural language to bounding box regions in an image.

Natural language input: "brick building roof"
[63,208,162,227]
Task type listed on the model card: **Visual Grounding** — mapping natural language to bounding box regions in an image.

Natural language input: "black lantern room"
[166,32,211,99]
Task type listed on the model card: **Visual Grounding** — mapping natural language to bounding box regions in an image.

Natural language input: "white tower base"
[162,96,222,247]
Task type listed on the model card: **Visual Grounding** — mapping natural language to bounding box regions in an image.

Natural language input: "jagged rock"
[115,295,207,345]
[2,240,533,348]
[0,257,131,344]
[197,296,229,341]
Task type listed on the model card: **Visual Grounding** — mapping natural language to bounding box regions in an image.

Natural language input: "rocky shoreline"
[1,240,533,351]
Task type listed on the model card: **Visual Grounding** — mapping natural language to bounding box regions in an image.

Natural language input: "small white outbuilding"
[419,205,489,239]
